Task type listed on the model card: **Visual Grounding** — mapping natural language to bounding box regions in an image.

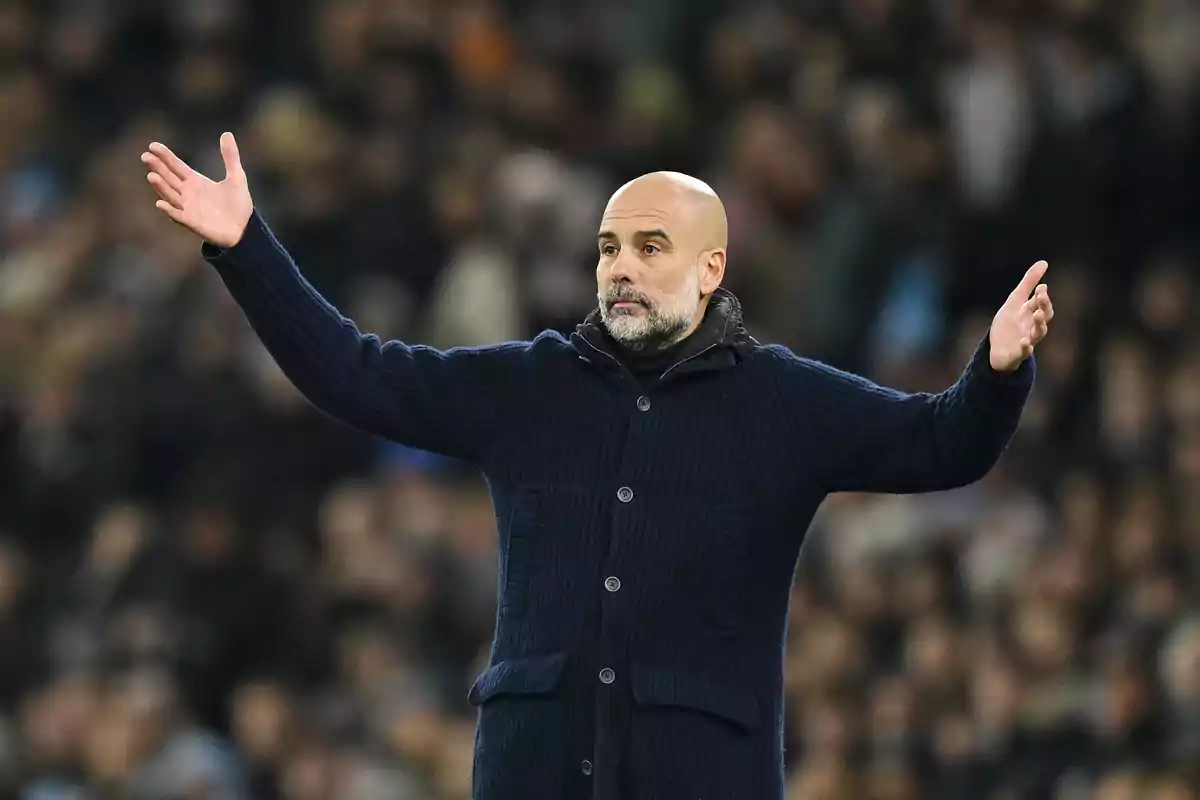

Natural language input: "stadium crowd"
[0,0,1199,797]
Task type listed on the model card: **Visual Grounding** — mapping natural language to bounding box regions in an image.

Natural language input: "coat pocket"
[468,652,568,705]
[468,653,572,799]
[627,664,768,798]
[630,664,760,730]
[499,488,540,618]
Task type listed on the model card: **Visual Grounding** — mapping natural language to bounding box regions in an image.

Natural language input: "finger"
[1012,260,1049,301]
[147,142,194,182]
[1031,313,1049,340]
[141,153,185,192]
[220,132,244,182]
[1022,295,1053,321]
[1036,288,1053,316]
[155,199,186,225]
[147,172,183,207]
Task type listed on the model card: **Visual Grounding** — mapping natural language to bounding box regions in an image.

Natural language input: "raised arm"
[142,133,516,462]
[803,262,1053,494]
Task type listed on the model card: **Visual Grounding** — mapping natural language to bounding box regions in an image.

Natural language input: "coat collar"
[569,288,756,383]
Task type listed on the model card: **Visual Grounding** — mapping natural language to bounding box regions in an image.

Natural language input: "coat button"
[604,576,621,593]
[617,486,633,503]
[636,395,651,411]
[581,759,593,776]
[598,668,615,684]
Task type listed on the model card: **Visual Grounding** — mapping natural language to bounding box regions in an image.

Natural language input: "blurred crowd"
[0,0,1198,797]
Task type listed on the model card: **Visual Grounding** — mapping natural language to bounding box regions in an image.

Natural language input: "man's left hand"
[989,260,1054,372]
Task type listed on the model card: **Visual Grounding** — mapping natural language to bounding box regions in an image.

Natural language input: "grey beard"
[598,273,701,352]
[601,308,691,351]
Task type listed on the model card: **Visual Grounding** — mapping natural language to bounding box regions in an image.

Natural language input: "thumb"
[220,132,244,181]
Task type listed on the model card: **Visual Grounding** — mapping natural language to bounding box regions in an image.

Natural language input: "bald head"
[603,171,728,252]
[595,172,729,350]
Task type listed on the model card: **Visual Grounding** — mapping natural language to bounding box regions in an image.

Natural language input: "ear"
[699,249,726,295]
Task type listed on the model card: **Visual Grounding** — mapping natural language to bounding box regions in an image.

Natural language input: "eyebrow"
[597,229,674,245]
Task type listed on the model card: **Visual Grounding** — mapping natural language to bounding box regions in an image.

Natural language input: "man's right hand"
[141,132,253,249]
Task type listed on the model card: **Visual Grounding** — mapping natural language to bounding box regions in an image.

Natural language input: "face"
[232,682,292,760]
[596,179,725,350]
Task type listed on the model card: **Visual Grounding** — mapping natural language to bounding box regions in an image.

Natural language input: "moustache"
[603,287,654,309]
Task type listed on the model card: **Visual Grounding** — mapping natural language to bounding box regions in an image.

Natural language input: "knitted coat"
[203,211,1035,799]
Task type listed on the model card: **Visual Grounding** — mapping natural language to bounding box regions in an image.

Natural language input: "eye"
[642,243,660,255]
[600,244,617,256]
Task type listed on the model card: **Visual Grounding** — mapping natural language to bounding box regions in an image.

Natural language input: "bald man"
[142,135,1053,799]
[596,172,729,357]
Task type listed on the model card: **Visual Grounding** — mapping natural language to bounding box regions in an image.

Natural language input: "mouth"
[610,301,645,311]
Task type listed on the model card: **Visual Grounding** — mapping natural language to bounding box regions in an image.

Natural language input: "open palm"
[141,132,253,248]
[989,260,1054,372]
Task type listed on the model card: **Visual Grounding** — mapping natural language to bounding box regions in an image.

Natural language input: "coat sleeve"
[797,336,1034,494]
[202,210,520,463]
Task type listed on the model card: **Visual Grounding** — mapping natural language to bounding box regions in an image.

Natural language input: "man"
[142,133,1053,799]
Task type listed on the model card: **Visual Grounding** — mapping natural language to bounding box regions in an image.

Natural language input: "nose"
[609,250,637,283]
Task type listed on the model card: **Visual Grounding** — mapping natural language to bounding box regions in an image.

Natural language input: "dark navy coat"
[204,212,1035,799]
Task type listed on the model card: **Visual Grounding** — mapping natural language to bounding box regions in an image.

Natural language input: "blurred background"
[0,0,1198,797]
